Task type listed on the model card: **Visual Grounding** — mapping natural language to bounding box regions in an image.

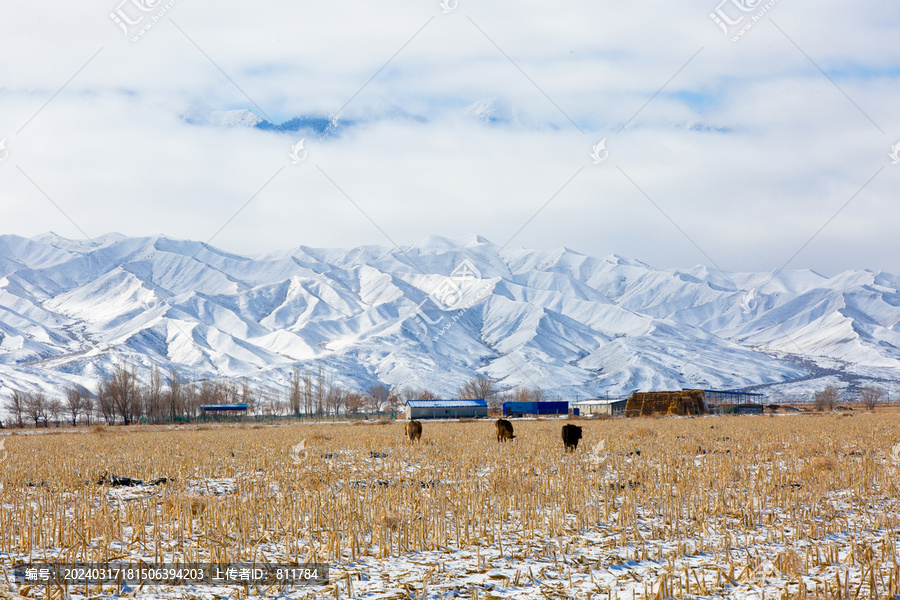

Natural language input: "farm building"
[693,389,765,409]
[199,404,249,420]
[625,390,706,417]
[502,401,569,417]
[624,388,767,417]
[572,398,627,416]
[405,399,488,420]
[200,404,249,414]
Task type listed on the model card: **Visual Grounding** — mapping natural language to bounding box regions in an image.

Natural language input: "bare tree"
[198,379,217,407]
[315,367,326,415]
[509,387,545,403]
[144,365,164,423]
[326,384,346,416]
[345,391,365,415]
[167,368,183,422]
[859,385,886,410]
[183,381,200,421]
[401,387,441,402]
[221,381,240,405]
[814,385,839,412]
[109,363,140,425]
[4,389,26,428]
[288,367,302,416]
[302,369,314,416]
[458,376,496,400]
[96,380,116,425]
[270,390,288,416]
[366,384,391,414]
[23,392,48,427]
[65,386,90,426]
[257,389,276,416]
[82,395,96,425]
[385,390,403,415]
[47,398,63,426]
[459,375,498,411]
[240,378,255,414]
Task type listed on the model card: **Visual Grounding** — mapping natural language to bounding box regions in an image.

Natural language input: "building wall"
[576,400,626,416]
[502,401,569,416]
[407,406,488,419]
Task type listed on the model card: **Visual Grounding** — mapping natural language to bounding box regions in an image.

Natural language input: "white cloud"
[0,0,898,275]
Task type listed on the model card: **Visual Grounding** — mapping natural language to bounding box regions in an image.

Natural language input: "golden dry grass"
[1,413,900,598]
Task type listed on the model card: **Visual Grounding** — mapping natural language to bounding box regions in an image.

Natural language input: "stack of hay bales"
[624,390,706,417]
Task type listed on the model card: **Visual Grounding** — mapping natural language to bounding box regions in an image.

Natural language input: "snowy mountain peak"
[209,109,264,128]
[1,233,898,402]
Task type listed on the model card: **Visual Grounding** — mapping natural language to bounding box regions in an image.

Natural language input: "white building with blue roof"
[405,399,488,420]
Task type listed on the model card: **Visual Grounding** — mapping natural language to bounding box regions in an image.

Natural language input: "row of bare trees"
[4,365,892,427]
[813,384,888,411]
[2,364,516,427]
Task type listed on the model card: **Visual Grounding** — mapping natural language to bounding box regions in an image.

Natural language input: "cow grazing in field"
[562,424,582,452]
[495,419,515,442]
[406,420,422,443]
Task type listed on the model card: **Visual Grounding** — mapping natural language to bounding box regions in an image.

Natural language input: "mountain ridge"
[1,232,898,403]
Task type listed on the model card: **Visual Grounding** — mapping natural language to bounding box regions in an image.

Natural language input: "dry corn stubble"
[1,413,899,598]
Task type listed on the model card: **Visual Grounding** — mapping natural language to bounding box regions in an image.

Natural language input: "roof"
[406,399,488,408]
[691,389,765,396]
[573,398,627,405]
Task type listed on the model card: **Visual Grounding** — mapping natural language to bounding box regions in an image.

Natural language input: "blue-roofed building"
[200,404,249,413]
[199,404,249,421]
[405,399,488,420]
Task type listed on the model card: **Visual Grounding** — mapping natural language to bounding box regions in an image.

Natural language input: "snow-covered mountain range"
[195,98,555,139]
[1,233,899,402]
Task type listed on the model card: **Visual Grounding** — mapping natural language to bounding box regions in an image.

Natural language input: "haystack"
[624,390,707,417]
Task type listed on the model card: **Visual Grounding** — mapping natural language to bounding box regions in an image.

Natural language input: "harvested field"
[1,413,900,599]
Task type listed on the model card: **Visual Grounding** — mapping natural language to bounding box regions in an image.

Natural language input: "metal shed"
[200,404,249,413]
[405,399,488,420]
[691,389,765,408]
[199,404,249,421]
[572,398,627,416]
[501,401,569,417]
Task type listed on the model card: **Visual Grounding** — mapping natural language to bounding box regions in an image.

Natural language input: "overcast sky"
[0,1,898,276]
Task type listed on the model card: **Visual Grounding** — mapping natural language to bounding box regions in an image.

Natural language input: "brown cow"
[562,424,582,452]
[495,418,515,442]
[406,420,422,442]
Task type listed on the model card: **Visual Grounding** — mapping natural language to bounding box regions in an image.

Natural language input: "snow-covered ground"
[1,415,899,599]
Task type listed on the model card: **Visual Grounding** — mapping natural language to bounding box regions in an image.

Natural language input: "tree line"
[1,365,547,428]
[812,384,888,411]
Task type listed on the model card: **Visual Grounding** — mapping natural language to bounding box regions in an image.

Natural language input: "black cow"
[562,424,582,452]
[495,418,515,442]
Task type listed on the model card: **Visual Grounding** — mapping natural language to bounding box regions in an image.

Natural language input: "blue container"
[502,401,569,417]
